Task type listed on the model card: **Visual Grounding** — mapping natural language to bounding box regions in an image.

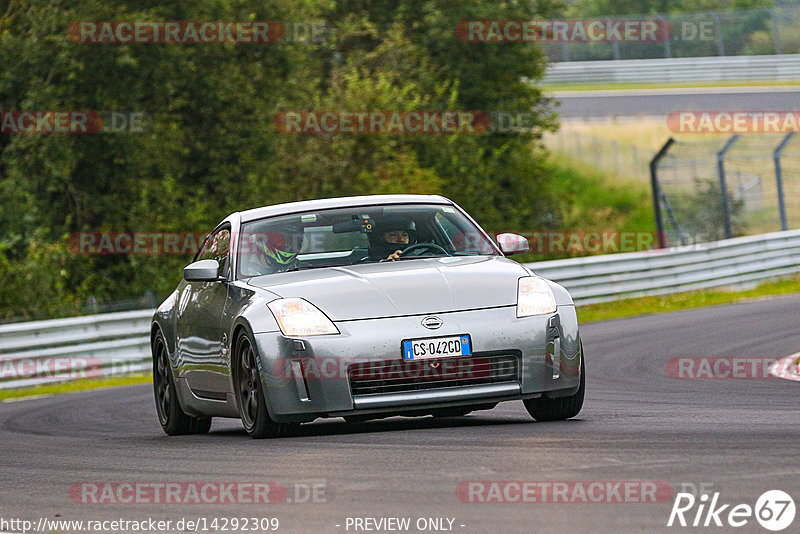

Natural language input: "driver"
[244,227,303,275]
[368,216,417,261]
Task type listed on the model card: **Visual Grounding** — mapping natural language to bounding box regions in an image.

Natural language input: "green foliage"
[0,0,637,320]
[663,180,745,242]
[507,155,655,263]
[578,274,800,323]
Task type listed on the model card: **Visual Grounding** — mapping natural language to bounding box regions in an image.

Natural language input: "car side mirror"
[184,259,222,282]
[497,233,530,255]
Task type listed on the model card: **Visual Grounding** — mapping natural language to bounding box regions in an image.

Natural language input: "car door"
[176,225,233,399]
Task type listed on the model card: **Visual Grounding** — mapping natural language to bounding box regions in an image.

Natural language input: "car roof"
[236,194,453,223]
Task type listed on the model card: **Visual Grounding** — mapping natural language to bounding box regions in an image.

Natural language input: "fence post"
[86,296,99,315]
[717,134,739,239]
[710,11,725,56]
[650,138,675,248]
[773,132,794,231]
[656,14,672,58]
[770,7,782,55]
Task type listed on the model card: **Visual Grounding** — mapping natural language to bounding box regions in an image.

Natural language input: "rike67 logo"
[668,490,795,531]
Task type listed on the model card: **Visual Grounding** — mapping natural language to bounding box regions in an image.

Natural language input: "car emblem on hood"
[421,316,443,330]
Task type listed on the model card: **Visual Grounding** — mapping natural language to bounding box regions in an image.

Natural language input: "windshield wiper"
[390,254,450,261]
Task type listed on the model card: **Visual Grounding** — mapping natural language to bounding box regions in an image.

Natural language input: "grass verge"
[578,275,800,323]
[0,373,151,402]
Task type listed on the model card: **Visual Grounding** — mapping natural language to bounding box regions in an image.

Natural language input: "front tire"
[233,331,296,439]
[524,344,585,422]
[152,331,211,435]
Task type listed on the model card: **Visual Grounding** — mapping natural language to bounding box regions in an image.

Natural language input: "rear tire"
[233,331,296,439]
[524,344,585,422]
[152,331,212,435]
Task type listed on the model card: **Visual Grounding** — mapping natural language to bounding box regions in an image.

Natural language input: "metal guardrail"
[2,229,800,389]
[541,54,800,84]
[527,229,800,304]
[0,310,153,390]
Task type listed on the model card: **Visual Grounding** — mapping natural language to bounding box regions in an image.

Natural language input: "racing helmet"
[369,215,417,257]
[252,226,303,268]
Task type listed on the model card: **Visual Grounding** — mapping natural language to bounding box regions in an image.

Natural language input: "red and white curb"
[769,353,800,382]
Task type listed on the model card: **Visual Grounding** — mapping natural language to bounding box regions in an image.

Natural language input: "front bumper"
[253,305,581,422]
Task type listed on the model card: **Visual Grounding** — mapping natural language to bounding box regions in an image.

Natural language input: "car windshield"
[236,203,499,277]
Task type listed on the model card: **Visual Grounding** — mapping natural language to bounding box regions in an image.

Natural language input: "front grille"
[348,353,520,397]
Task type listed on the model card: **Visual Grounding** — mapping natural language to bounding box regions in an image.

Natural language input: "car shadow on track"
[204,414,582,439]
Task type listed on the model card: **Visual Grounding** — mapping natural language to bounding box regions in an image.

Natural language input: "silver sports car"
[151,195,584,438]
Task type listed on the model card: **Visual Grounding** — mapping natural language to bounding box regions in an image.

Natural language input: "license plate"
[402,335,472,361]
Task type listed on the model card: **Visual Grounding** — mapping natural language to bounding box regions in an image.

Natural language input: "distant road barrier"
[541,54,800,84]
[2,230,800,389]
[0,310,153,390]
[527,230,800,304]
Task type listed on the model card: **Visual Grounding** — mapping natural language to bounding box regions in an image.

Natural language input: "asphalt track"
[551,86,800,118]
[2,294,799,534]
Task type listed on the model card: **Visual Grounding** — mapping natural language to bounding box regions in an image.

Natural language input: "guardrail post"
[717,134,739,239]
[650,138,675,248]
[773,132,794,231]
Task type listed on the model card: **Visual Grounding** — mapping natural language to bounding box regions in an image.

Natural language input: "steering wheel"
[399,242,451,258]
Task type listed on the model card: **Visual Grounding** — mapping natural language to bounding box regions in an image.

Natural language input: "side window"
[196,228,231,277]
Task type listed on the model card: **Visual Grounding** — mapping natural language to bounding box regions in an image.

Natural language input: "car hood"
[245,256,529,321]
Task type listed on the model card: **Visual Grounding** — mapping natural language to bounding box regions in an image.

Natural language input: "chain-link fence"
[0,292,157,325]
[545,127,652,182]
[543,2,800,62]
[652,133,800,246]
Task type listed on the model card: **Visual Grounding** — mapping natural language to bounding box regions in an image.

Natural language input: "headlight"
[267,298,340,336]
[516,277,556,317]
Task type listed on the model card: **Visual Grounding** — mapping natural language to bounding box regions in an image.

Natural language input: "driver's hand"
[386,250,403,261]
